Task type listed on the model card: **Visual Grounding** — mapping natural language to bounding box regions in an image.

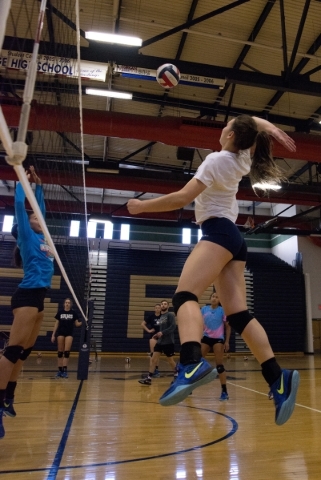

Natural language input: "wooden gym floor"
[0,353,320,480]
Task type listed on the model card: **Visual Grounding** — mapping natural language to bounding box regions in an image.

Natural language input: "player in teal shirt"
[201,292,231,401]
[0,167,54,438]
[15,177,54,288]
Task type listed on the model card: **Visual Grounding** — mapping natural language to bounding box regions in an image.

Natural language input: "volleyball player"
[51,298,82,378]
[138,300,177,385]
[0,167,54,438]
[141,303,161,378]
[128,115,300,425]
[201,292,231,401]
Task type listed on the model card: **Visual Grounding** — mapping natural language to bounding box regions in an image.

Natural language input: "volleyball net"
[0,0,90,323]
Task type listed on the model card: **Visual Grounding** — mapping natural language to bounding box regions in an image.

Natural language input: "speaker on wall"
[176,147,195,162]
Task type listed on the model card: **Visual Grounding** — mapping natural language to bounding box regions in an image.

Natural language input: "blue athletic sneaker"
[153,370,160,378]
[3,399,16,418]
[270,369,300,426]
[219,391,229,401]
[159,359,217,406]
[61,372,68,378]
[0,408,4,439]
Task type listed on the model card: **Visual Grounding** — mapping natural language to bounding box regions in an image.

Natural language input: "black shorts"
[154,343,175,357]
[11,287,47,312]
[56,330,74,338]
[200,217,247,261]
[201,336,224,347]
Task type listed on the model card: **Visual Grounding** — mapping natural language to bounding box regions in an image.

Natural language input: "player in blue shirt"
[0,167,54,438]
[201,292,231,401]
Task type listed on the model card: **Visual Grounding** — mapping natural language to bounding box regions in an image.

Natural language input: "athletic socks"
[261,357,282,386]
[180,341,202,366]
[5,381,17,401]
[0,389,6,408]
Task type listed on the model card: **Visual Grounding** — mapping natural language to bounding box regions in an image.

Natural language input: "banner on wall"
[0,50,108,81]
[115,64,226,89]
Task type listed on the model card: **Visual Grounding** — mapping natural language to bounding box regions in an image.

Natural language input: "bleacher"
[0,240,88,352]
[246,252,306,352]
[0,240,307,354]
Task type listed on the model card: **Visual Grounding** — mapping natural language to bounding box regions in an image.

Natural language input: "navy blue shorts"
[201,336,224,347]
[200,217,247,261]
[154,343,175,357]
[11,287,47,312]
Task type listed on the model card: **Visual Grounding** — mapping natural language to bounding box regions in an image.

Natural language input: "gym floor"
[0,353,320,480]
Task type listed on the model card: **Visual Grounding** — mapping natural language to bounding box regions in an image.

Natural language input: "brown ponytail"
[250,131,286,193]
[231,115,286,193]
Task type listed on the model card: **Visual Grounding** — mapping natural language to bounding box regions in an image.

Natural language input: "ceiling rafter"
[141,0,250,49]
[209,0,277,114]
[1,1,321,234]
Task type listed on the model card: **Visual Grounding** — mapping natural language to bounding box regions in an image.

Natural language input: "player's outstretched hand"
[127,199,144,215]
[29,165,42,185]
[271,128,296,152]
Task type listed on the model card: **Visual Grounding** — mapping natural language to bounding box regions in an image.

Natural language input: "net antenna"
[0,0,88,324]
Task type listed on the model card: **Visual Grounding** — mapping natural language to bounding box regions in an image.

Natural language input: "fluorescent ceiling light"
[86,167,119,174]
[89,218,112,223]
[85,31,142,46]
[86,88,132,99]
[252,183,282,190]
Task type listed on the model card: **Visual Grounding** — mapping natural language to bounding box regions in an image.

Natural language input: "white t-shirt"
[194,149,252,224]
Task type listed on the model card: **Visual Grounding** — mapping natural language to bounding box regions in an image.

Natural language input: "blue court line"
[0,400,237,476]
[46,380,83,480]
[50,404,238,471]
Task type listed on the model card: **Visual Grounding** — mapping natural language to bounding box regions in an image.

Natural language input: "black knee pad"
[227,310,254,334]
[217,364,225,374]
[63,351,70,358]
[172,291,198,315]
[20,346,33,361]
[58,351,63,358]
[3,345,24,364]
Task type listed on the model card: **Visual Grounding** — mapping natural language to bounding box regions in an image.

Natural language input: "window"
[120,224,130,240]
[104,221,113,239]
[198,229,202,242]
[70,220,80,237]
[2,215,14,233]
[87,221,97,238]
[182,228,191,244]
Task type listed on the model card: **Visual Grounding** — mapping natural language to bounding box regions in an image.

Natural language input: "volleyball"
[156,63,180,88]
